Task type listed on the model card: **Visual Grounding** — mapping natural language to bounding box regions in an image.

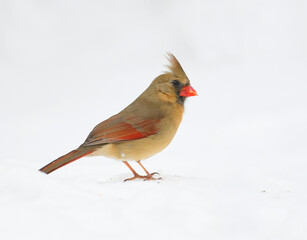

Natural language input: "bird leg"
[123,161,146,181]
[123,161,161,181]
[137,161,162,181]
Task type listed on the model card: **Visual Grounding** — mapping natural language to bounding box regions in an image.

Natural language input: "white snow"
[1,1,307,240]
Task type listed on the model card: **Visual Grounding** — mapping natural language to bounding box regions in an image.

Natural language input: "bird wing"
[82,114,161,146]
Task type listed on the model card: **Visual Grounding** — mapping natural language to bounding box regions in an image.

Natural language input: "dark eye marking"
[171,80,180,87]
[171,80,185,104]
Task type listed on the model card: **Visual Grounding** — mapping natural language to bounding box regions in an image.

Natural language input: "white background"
[1,1,307,239]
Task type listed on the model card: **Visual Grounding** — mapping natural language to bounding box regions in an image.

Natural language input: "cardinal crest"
[166,53,189,80]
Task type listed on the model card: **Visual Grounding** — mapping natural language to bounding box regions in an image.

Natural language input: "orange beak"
[179,85,198,97]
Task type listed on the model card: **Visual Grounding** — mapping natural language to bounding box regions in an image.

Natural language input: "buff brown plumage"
[39,53,197,181]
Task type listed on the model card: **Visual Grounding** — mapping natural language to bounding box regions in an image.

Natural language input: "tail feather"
[39,148,95,174]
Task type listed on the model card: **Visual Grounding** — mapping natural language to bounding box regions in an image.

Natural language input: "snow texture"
[1,1,307,239]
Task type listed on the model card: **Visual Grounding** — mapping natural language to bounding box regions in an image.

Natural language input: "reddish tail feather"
[39,148,95,174]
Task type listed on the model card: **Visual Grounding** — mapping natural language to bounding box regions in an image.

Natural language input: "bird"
[39,53,197,181]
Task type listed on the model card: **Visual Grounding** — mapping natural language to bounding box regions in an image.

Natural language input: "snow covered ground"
[1,1,307,239]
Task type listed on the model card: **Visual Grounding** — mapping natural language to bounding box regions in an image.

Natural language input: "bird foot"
[124,173,162,182]
[149,172,160,177]
[143,174,162,181]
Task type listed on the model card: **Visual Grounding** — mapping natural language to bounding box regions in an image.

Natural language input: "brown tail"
[39,148,96,174]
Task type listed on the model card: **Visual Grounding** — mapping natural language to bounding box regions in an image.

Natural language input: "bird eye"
[171,80,180,86]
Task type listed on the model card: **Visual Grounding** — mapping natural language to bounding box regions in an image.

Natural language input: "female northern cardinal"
[39,54,197,181]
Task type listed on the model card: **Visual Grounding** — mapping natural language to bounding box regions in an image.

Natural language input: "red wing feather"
[82,115,160,146]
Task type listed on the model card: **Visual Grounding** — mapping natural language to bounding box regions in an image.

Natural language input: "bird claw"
[143,175,162,181]
[124,175,143,182]
[124,173,162,182]
[150,172,160,176]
